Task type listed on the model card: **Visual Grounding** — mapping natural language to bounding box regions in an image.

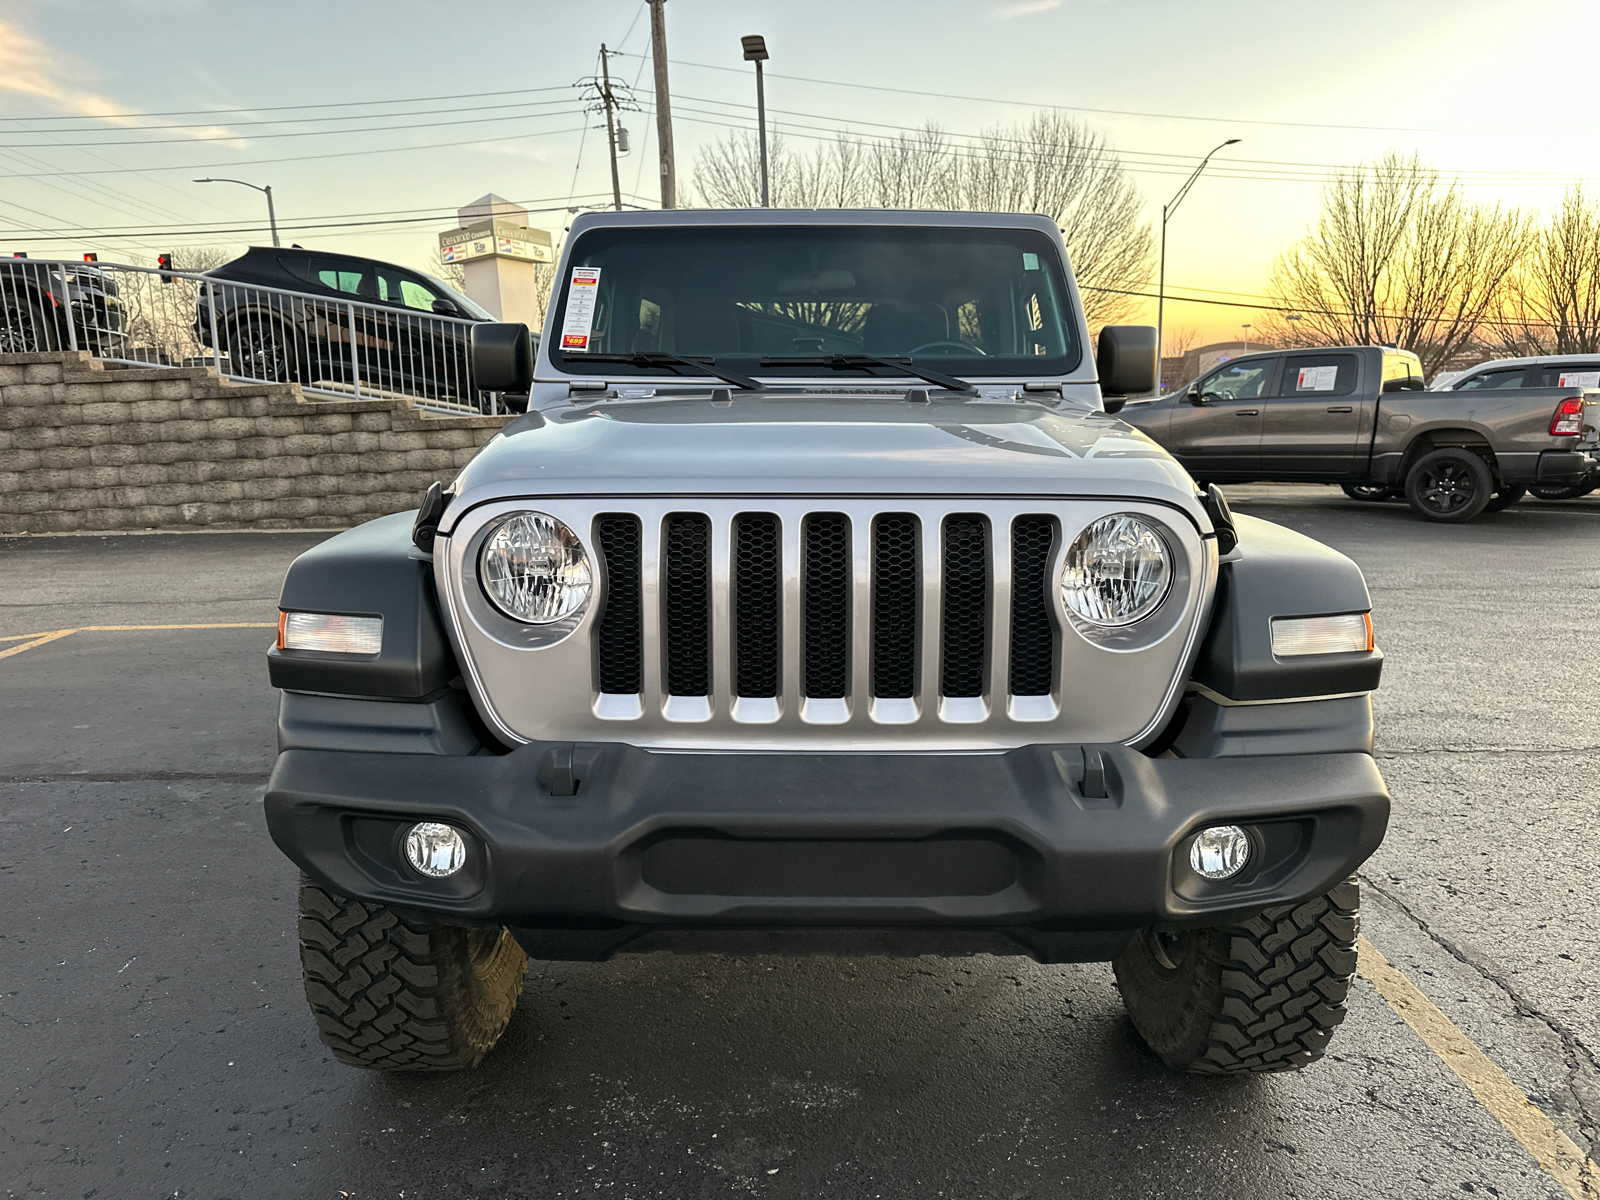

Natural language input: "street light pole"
[1155,137,1239,390]
[193,177,280,247]
[741,35,770,207]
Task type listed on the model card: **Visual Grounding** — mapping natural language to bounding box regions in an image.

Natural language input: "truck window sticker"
[561,267,602,350]
[1296,365,1339,391]
[1558,370,1600,388]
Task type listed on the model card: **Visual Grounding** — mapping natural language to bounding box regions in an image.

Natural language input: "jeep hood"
[440,394,1205,535]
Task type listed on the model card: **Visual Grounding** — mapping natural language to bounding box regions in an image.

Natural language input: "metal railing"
[0,258,503,415]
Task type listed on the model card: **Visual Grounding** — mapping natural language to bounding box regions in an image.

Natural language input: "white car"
[1432,353,1600,391]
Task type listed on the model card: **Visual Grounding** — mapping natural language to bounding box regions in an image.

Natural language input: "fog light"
[1189,825,1251,880]
[405,822,466,877]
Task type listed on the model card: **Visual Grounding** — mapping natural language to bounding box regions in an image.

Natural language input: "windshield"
[550,224,1082,379]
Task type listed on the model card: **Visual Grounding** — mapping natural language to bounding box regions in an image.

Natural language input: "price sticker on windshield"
[560,267,602,350]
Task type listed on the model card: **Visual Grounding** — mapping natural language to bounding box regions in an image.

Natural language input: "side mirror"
[1096,324,1158,403]
[471,322,533,393]
[431,298,462,317]
[1188,384,1206,404]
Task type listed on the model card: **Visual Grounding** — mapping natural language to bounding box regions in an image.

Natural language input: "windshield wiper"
[759,354,977,394]
[562,351,764,392]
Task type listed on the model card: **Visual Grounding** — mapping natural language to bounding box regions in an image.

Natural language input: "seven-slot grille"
[593,508,1059,713]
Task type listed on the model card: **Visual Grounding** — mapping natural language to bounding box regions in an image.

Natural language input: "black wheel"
[1528,479,1598,501]
[1,294,56,353]
[1113,879,1360,1074]
[1484,484,1527,512]
[1340,483,1396,502]
[297,877,526,1071]
[1404,447,1493,522]
[227,316,302,383]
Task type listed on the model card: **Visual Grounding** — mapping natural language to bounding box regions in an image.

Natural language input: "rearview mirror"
[471,322,533,393]
[1096,325,1158,404]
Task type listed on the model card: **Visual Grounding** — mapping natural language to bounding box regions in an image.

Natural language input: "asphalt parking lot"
[3,485,1598,1200]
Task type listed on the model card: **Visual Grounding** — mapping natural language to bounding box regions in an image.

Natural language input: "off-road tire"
[1340,482,1395,502]
[1113,878,1360,1074]
[297,877,527,1071]
[1484,484,1527,512]
[1405,447,1493,522]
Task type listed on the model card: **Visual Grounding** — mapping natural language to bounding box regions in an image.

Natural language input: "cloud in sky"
[0,19,238,142]
[993,0,1062,18]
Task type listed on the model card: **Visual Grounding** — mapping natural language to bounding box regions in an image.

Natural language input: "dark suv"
[193,247,496,404]
[0,259,126,356]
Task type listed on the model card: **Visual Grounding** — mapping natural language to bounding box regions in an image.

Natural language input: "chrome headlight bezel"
[1056,513,1187,651]
[458,510,593,649]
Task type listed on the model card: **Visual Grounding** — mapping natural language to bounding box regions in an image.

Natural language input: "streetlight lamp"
[194,177,279,247]
[741,34,770,207]
[1241,322,1252,352]
[1156,138,1239,389]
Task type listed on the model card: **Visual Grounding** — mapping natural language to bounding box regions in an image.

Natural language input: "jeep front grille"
[442,496,1211,750]
[594,506,1057,720]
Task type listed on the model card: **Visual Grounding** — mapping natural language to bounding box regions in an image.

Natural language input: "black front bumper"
[265,740,1389,962]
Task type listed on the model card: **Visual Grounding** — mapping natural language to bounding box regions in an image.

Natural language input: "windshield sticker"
[1296,365,1339,391]
[560,267,601,350]
[1558,371,1600,388]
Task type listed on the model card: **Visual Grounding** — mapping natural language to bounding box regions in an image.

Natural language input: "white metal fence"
[0,258,502,414]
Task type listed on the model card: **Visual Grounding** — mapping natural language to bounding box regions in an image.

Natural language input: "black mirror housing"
[1096,325,1159,401]
[431,298,462,317]
[471,322,533,393]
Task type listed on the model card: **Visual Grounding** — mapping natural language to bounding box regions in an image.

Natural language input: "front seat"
[862,301,948,355]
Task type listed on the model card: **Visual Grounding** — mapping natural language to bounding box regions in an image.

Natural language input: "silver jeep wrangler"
[266,210,1388,1075]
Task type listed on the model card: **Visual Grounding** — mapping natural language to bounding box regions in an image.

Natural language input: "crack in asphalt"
[1361,872,1600,1156]
[0,772,271,785]
[1377,744,1600,759]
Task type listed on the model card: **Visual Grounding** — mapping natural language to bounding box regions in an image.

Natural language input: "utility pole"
[599,45,623,212]
[647,0,676,208]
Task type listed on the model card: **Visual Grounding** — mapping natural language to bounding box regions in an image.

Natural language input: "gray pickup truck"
[1120,345,1597,520]
[264,209,1389,1078]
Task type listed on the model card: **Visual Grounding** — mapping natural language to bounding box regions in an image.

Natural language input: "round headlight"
[1061,514,1172,627]
[480,512,592,624]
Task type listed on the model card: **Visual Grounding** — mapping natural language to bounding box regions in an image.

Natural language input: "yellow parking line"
[0,622,277,659]
[0,629,78,660]
[1360,936,1600,1200]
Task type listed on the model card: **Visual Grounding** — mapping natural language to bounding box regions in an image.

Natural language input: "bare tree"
[430,248,467,291]
[1497,185,1600,354]
[1258,152,1532,375]
[687,115,1154,327]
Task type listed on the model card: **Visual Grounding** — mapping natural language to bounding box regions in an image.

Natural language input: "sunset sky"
[2,0,1596,345]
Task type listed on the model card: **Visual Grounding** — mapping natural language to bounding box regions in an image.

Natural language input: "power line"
[618,53,1592,138]
[0,102,586,150]
[0,124,589,180]
[0,84,579,124]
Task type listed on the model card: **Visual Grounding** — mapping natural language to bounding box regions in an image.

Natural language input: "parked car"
[0,259,126,355]
[264,208,1390,1078]
[1430,354,1600,497]
[1120,345,1598,520]
[192,247,497,405]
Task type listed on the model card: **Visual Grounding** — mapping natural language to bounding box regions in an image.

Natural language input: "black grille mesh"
[593,514,642,694]
[803,513,850,698]
[941,515,988,698]
[872,514,919,699]
[1009,516,1057,696]
[733,513,781,697]
[662,513,711,696]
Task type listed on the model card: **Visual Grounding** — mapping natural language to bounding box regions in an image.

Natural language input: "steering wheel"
[906,339,987,357]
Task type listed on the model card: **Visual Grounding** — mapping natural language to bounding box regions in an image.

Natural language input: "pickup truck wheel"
[1405,448,1493,521]
[1113,878,1360,1074]
[1,295,53,353]
[1484,484,1527,512]
[1340,483,1396,502]
[297,877,526,1071]
[1528,480,1598,501]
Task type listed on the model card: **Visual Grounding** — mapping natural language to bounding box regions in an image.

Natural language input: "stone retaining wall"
[0,351,509,534]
